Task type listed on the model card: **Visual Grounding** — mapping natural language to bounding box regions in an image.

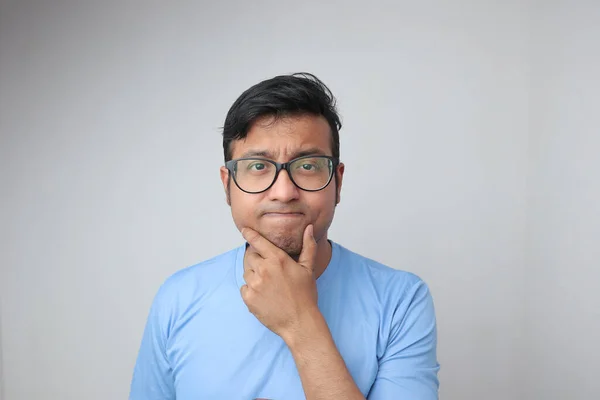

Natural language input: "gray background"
[0,1,598,399]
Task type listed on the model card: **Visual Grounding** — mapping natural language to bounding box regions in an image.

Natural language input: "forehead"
[230,114,333,160]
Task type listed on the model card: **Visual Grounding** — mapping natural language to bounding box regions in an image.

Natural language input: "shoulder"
[333,243,433,311]
[151,246,242,312]
[335,242,426,289]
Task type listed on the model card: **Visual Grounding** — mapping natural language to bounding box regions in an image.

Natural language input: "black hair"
[222,72,341,162]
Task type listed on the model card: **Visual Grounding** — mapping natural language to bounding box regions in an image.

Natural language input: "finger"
[240,284,249,299]
[246,243,265,260]
[298,224,317,271]
[243,268,257,286]
[244,250,263,274]
[240,284,256,306]
[241,227,282,260]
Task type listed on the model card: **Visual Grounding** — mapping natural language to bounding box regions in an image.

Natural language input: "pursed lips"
[262,212,304,217]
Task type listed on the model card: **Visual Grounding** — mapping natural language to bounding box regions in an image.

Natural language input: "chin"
[262,230,303,257]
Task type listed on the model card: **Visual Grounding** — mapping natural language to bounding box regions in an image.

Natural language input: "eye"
[248,162,266,171]
[301,163,315,170]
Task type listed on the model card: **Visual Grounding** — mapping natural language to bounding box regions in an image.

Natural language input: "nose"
[267,168,300,202]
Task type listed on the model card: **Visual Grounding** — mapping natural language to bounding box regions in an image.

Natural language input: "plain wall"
[0,1,596,399]
[524,1,600,398]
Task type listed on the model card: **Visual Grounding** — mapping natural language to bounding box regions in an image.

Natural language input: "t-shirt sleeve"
[367,278,440,399]
[129,283,176,400]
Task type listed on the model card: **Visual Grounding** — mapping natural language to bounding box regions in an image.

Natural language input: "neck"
[313,235,333,279]
[243,234,333,279]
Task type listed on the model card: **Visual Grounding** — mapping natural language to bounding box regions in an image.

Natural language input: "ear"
[335,162,345,205]
[220,166,231,206]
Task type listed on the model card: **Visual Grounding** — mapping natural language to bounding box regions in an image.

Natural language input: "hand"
[240,224,319,340]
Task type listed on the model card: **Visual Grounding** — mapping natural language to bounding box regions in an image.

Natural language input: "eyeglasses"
[225,155,339,194]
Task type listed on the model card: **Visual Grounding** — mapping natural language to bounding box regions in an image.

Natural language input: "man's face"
[220,114,344,257]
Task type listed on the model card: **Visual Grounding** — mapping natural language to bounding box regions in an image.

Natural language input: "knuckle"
[276,251,287,264]
[241,285,253,300]
[244,270,263,287]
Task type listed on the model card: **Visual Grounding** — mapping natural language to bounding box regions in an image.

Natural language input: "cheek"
[229,191,260,225]
[307,188,337,219]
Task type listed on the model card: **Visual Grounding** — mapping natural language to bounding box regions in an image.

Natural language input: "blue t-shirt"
[130,241,440,399]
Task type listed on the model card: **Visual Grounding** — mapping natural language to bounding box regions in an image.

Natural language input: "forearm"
[283,308,365,400]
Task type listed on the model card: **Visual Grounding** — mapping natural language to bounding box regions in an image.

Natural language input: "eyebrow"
[239,147,329,159]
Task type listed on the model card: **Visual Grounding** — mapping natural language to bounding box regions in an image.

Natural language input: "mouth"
[262,212,304,217]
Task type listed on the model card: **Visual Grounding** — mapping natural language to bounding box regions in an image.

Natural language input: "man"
[130,73,440,399]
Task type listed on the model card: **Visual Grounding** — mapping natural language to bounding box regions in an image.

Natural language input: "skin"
[219,114,365,399]
[220,114,343,278]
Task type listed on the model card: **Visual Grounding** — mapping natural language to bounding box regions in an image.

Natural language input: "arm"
[367,279,440,399]
[283,308,366,400]
[240,228,438,398]
[241,226,366,399]
[283,279,439,400]
[129,285,176,400]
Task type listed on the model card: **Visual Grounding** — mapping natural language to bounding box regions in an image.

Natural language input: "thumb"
[298,224,317,270]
